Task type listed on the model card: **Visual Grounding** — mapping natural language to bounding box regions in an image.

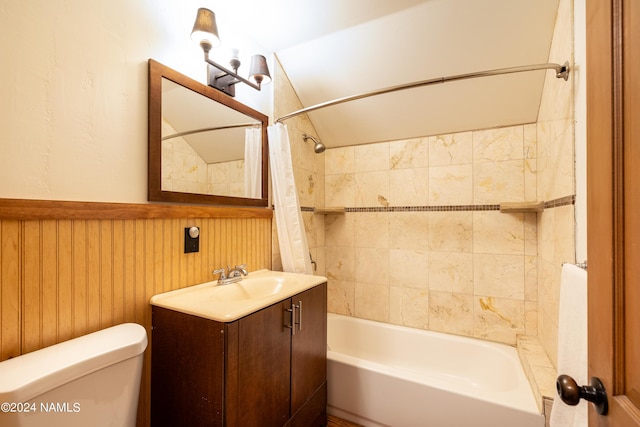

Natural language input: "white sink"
[150,269,327,322]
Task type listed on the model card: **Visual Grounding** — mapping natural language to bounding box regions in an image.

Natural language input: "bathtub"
[327,314,544,427]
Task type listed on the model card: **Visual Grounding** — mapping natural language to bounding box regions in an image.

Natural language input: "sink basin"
[150,269,327,322]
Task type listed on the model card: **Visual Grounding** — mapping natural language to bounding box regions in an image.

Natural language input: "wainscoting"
[0,198,272,427]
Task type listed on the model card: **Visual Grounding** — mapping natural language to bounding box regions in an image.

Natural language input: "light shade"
[191,8,220,50]
[248,55,271,86]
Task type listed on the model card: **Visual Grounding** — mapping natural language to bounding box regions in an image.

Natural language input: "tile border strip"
[299,195,575,213]
[543,195,575,209]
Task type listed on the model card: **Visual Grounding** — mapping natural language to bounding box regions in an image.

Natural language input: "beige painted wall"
[0,0,272,203]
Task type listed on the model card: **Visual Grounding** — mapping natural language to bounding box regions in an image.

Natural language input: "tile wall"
[536,0,575,367]
[323,126,538,345]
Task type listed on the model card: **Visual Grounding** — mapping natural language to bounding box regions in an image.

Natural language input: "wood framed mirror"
[148,59,269,207]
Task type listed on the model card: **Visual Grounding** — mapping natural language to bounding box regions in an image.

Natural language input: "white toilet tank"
[0,323,147,427]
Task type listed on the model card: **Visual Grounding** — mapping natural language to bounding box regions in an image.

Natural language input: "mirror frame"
[148,59,269,207]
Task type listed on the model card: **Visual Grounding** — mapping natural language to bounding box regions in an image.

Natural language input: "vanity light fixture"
[191,7,271,97]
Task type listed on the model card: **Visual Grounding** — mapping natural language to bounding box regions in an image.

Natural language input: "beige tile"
[518,335,551,366]
[325,173,355,207]
[325,213,355,248]
[474,253,525,300]
[539,309,559,369]
[326,246,355,282]
[473,125,524,162]
[354,247,389,286]
[473,160,525,203]
[428,211,473,252]
[539,0,573,124]
[389,249,429,289]
[328,280,355,316]
[524,159,537,201]
[429,164,473,204]
[524,123,537,159]
[389,212,429,250]
[474,296,525,345]
[354,212,389,249]
[537,120,574,201]
[355,282,389,322]
[355,142,389,173]
[538,260,561,322]
[315,214,326,248]
[311,247,325,276]
[390,138,429,169]
[429,131,473,166]
[524,213,538,256]
[525,255,538,301]
[315,170,325,209]
[537,209,556,264]
[325,146,355,175]
[389,168,429,206]
[531,365,558,400]
[295,168,316,207]
[301,211,318,248]
[428,252,473,294]
[390,286,429,329]
[525,300,538,336]
[554,205,576,266]
[472,211,525,255]
[295,134,322,176]
[428,292,474,336]
[354,171,390,207]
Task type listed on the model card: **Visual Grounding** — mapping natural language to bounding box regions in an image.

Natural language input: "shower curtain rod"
[162,122,260,141]
[275,61,570,123]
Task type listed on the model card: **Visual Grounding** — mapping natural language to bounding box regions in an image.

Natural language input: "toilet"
[0,323,147,427]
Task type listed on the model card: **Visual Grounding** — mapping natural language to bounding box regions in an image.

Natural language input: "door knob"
[556,374,608,415]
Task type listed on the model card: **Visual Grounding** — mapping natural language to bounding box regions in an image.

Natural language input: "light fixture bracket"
[204,53,260,97]
[207,63,240,97]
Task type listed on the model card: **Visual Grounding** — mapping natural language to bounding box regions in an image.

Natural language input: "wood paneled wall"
[0,198,272,427]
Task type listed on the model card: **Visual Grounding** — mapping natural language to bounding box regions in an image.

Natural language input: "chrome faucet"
[213,264,248,285]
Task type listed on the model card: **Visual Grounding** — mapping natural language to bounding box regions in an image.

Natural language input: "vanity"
[149,270,328,427]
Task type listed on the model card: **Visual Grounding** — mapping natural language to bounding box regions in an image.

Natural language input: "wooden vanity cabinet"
[151,282,327,427]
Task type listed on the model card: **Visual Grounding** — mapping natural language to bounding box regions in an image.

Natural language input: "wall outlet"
[184,227,199,253]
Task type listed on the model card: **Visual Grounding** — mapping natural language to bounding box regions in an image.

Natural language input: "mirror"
[148,59,269,207]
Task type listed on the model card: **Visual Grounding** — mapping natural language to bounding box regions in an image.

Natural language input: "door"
[587,0,640,425]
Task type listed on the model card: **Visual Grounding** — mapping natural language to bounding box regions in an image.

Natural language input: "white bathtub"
[327,314,544,427]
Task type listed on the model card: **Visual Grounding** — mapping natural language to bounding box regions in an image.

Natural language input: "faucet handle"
[213,268,227,279]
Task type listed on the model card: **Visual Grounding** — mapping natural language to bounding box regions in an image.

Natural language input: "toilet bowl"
[0,323,147,427]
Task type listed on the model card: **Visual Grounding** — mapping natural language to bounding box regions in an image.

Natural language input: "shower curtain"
[244,127,262,199]
[267,123,313,275]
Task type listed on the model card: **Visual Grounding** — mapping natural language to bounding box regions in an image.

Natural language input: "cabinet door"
[151,307,225,427]
[291,283,327,414]
[233,300,292,427]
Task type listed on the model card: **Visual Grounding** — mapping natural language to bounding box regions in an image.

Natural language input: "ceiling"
[211,0,562,149]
